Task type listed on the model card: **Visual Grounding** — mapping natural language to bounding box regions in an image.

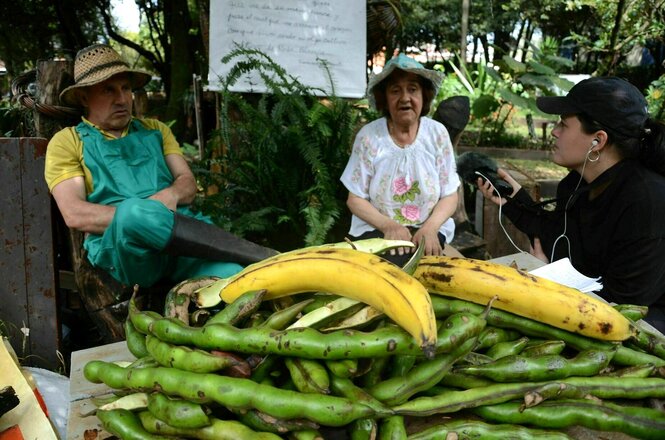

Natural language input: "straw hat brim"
[367,57,444,110]
[59,66,152,107]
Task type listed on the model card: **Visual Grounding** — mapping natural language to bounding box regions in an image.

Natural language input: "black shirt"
[502,159,665,332]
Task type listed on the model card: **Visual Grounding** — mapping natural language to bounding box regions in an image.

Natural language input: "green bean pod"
[138,410,283,440]
[600,363,656,378]
[145,334,246,374]
[455,348,616,382]
[475,327,522,351]
[233,409,319,434]
[407,419,572,440]
[288,429,324,440]
[389,354,416,377]
[395,376,665,417]
[484,336,529,359]
[360,354,391,388]
[284,357,330,394]
[147,392,210,429]
[250,355,282,383]
[549,376,665,400]
[147,317,458,359]
[437,372,495,389]
[461,351,494,365]
[368,312,486,405]
[369,337,477,406]
[472,399,665,440]
[96,409,168,440]
[248,311,270,327]
[630,326,665,360]
[378,415,407,440]
[84,361,391,426]
[124,318,149,359]
[299,294,338,313]
[127,356,159,369]
[325,358,359,378]
[261,298,315,330]
[129,304,162,335]
[205,289,266,326]
[614,303,649,321]
[163,287,190,324]
[330,376,391,415]
[430,296,665,367]
[520,340,566,357]
[349,418,378,440]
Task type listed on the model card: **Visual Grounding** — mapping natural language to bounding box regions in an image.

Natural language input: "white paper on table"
[529,258,603,293]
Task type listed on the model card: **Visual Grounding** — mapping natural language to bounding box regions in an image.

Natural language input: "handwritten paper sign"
[208,0,366,97]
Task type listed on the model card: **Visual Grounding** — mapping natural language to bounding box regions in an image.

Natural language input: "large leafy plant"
[445,39,574,147]
[194,47,367,251]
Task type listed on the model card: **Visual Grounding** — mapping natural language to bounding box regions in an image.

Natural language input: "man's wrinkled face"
[81,73,133,133]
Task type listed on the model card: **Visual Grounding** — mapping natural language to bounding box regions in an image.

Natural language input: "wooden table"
[67,342,133,439]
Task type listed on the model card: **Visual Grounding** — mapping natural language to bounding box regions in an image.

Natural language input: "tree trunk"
[520,21,533,63]
[605,0,626,75]
[163,0,195,139]
[460,0,469,67]
[512,20,526,59]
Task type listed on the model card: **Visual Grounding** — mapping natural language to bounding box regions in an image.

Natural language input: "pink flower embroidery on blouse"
[401,205,420,221]
[393,176,410,196]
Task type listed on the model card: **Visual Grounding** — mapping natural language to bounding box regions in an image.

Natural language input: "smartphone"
[474,169,514,195]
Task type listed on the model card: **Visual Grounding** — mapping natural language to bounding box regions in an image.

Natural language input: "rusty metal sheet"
[0,137,60,369]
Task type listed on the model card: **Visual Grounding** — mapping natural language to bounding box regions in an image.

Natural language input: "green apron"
[78,119,242,286]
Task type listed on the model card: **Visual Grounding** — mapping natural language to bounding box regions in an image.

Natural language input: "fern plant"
[194,47,368,251]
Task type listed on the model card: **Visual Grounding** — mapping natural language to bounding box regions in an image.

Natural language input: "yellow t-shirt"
[44,117,182,194]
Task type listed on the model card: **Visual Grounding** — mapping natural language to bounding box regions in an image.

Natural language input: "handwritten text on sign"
[208,0,366,97]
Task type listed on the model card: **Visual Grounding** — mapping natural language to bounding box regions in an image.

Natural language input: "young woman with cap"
[340,53,462,267]
[478,76,665,332]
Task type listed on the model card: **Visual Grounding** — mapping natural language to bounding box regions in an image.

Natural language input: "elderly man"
[46,44,276,287]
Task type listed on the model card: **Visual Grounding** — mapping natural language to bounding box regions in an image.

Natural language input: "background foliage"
[193,48,371,250]
[1,0,664,246]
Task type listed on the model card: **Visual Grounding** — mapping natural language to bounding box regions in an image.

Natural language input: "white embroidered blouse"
[340,116,460,243]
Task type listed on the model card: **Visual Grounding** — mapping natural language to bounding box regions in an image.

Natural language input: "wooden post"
[34,60,78,139]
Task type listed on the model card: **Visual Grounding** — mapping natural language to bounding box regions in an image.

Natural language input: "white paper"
[208,0,367,97]
[529,258,603,293]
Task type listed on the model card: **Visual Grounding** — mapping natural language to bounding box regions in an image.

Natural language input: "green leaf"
[502,56,527,73]
[526,60,556,75]
[472,94,501,118]
[497,89,532,110]
[519,73,556,89]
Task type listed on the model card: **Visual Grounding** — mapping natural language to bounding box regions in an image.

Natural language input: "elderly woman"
[340,54,461,266]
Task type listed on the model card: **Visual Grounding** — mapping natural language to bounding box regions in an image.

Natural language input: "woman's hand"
[477,168,521,205]
[530,237,550,264]
[413,226,443,256]
[381,222,413,256]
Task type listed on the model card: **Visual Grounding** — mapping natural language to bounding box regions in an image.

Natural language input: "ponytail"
[638,119,665,176]
[578,112,665,176]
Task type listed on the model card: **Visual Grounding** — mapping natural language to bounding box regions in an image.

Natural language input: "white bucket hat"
[367,53,444,109]
[59,44,152,106]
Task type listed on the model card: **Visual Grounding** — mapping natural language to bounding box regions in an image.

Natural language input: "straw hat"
[367,53,444,109]
[59,44,152,106]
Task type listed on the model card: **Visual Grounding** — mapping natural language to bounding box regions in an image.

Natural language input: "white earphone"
[590,139,599,148]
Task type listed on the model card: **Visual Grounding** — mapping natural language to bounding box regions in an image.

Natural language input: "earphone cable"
[476,171,528,255]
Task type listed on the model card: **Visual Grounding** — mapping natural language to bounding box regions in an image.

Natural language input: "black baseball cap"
[536,76,649,138]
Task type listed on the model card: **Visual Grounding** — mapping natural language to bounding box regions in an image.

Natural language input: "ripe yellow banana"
[197,247,438,356]
[413,256,633,341]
